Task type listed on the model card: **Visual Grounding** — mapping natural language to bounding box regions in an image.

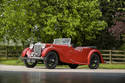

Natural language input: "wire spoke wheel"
[24,56,37,68]
[88,54,100,69]
[44,51,58,69]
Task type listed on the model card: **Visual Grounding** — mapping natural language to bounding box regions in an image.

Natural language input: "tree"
[100,0,125,27]
[96,0,125,49]
[0,0,107,46]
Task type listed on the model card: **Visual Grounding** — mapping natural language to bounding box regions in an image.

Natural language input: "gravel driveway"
[0,64,125,73]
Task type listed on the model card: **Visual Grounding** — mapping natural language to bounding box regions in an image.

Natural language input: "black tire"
[24,56,37,68]
[88,54,100,69]
[68,64,78,69]
[44,51,58,69]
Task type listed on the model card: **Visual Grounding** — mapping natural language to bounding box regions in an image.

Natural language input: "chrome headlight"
[41,43,46,49]
[29,44,34,49]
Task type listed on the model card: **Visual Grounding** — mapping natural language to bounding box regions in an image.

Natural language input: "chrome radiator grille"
[34,44,42,57]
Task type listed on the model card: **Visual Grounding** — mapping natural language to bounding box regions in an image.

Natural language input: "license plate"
[27,59,35,63]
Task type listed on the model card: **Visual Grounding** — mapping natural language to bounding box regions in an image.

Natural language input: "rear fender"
[87,49,104,64]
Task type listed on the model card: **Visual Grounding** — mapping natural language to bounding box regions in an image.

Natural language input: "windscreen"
[53,38,71,46]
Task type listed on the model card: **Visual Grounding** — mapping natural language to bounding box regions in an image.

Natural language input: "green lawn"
[0,57,125,69]
[99,64,125,69]
[0,57,24,65]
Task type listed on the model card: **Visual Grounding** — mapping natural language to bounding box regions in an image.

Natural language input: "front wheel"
[24,56,37,68]
[88,54,100,69]
[44,51,58,69]
[68,64,78,69]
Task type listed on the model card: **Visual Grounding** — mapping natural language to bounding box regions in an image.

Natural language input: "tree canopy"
[0,0,107,46]
[96,0,125,49]
[100,0,125,27]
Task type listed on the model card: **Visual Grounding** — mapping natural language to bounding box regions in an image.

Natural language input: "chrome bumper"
[21,56,43,60]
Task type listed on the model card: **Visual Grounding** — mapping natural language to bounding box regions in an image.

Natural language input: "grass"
[0,57,125,69]
[0,57,24,65]
[99,64,125,69]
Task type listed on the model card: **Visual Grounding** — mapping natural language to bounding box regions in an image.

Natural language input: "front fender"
[41,47,65,62]
[41,47,61,57]
[21,48,30,57]
[88,49,104,64]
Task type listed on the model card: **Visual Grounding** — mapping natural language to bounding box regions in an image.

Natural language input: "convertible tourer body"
[21,38,104,69]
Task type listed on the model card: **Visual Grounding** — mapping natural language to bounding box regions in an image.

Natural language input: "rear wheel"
[88,54,100,69]
[68,64,78,69]
[44,51,58,69]
[24,56,37,68]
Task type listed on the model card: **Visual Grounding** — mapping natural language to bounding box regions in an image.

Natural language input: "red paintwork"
[87,49,104,64]
[21,43,104,65]
[22,48,30,57]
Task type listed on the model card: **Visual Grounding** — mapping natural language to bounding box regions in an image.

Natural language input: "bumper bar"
[21,57,43,60]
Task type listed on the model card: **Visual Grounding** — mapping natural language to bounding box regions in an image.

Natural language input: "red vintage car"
[21,38,104,69]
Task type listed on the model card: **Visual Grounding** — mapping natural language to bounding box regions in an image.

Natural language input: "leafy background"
[0,0,125,49]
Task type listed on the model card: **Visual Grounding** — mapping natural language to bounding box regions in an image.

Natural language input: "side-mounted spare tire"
[88,53,100,69]
[44,51,58,69]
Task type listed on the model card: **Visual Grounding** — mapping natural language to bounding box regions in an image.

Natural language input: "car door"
[69,47,85,63]
[62,46,84,64]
